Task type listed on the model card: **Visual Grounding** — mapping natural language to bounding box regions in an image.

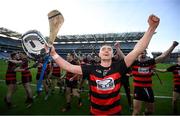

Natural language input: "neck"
[100,59,112,67]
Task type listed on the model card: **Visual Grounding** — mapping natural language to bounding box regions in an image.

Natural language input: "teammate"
[114,42,132,110]
[45,14,160,115]
[49,60,61,94]
[34,57,51,100]
[4,52,22,109]
[15,52,33,108]
[34,58,44,97]
[61,53,82,112]
[131,41,179,115]
[156,56,180,114]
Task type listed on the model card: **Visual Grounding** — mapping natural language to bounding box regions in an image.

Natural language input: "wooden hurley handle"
[48,10,64,45]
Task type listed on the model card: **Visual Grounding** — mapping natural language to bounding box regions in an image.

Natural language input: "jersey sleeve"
[149,58,156,65]
[81,64,93,80]
[118,59,128,76]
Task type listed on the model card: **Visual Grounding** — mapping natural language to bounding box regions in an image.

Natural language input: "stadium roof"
[0,27,22,39]
[0,27,146,44]
[57,32,145,44]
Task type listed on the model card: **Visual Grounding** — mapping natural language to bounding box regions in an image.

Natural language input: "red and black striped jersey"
[66,60,78,81]
[21,59,32,78]
[131,59,155,87]
[36,62,50,77]
[52,62,61,77]
[81,60,128,115]
[37,64,42,75]
[6,61,16,81]
[167,64,180,86]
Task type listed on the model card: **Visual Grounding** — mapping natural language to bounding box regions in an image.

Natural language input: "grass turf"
[0,60,179,115]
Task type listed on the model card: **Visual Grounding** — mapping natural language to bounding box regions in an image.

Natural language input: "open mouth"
[104,54,109,56]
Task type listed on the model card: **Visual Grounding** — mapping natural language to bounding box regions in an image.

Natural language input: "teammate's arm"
[9,59,22,64]
[114,42,125,60]
[155,41,179,63]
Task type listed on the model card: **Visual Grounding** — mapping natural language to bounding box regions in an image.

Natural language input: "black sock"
[78,98,82,104]
[144,111,153,115]
[66,103,71,109]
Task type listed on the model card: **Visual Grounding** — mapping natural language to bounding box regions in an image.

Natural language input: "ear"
[111,53,114,58]
[98,52,101,58]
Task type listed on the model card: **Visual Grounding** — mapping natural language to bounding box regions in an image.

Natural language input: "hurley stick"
[48,10,64,45]
[37,10,64,93]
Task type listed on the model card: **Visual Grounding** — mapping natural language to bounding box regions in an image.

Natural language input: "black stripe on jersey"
[6,71,16,73]
[173,71,180,74]
[175,80,180,82]
[133,74,153,77]
[132,68,138,71]
[133,80,152,84]
[91,99,120,111]
[91,90,120,99]
[133,60,155,67]
[22,71,30,73]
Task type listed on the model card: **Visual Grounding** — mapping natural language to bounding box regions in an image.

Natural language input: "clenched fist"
[173,41,179,47]
[148,14,160,28]
[114,42,120,48]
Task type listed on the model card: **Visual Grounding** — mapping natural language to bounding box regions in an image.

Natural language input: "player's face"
[66,53,73,62]
[139,51,146,59]
[99,45,113,60]
[15,53,20,60]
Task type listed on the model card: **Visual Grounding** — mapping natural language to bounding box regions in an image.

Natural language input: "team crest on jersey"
[96,69,102,73]
[96,77,115,90]
[138,67,150,74]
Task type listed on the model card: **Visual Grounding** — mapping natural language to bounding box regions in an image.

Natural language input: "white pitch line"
[0,80,172,99]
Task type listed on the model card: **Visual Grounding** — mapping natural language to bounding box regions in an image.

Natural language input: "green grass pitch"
[0,60,179,115]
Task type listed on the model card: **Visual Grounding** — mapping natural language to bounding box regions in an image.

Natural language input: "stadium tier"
[0,27,145,58]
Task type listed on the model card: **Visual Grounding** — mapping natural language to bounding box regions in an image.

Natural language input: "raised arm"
[47,46,82,75]
[9,59,22,64]
[114,42,125,60]
[155,41,179,63]
[73,49,81,60]
[124,14,160,67]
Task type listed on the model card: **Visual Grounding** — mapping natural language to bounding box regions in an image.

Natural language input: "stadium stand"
[0,52,9,59]
[0,27,145,59]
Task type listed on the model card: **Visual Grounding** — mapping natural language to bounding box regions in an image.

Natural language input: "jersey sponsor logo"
[96,77,115,90]
[138,67,150,74]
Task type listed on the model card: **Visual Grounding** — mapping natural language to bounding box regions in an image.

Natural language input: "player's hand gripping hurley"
[37,10,64,92]
[21,10,64,92]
